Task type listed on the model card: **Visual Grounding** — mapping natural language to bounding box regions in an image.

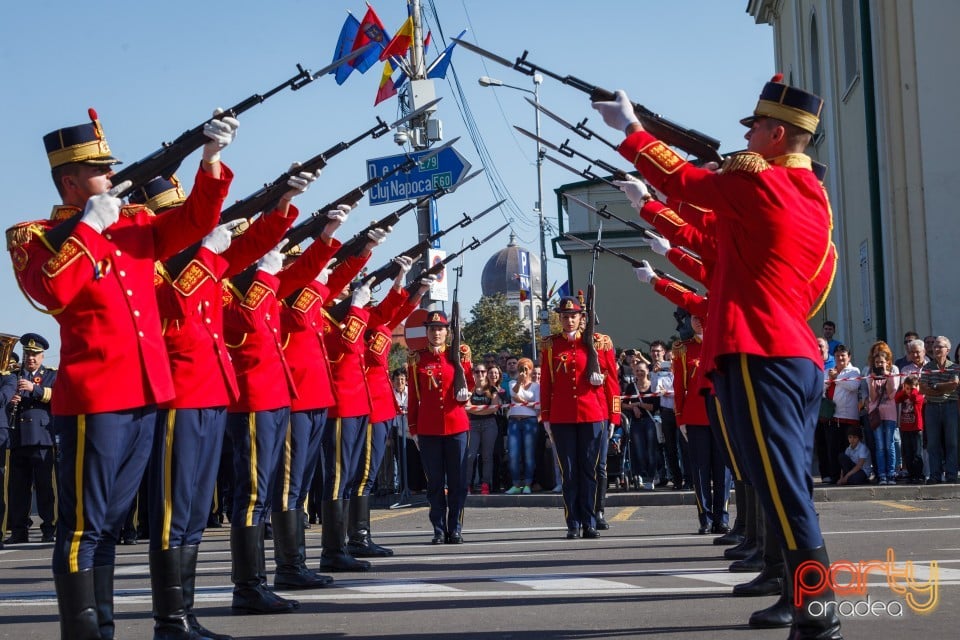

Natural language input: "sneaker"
[643,481,655,491]
[522,486,532,495]
[480,483,491,495]
[552,485,563,493]
[505,486,523,495]
[821,476,833,484]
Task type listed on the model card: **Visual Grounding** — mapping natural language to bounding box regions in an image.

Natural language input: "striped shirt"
[920,360,960,403]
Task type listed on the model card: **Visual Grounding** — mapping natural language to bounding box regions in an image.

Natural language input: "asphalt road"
[1,491,957,639]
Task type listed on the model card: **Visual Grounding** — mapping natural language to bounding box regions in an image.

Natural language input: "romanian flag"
[351,3,388,73]
[379,15,414,61]
[374,60,400,106]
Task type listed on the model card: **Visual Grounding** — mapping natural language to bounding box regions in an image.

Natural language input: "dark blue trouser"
[711,354,823,551]
[686,424,731,528]
[52,408,155,574]
[6,445,56,535]
[227,408,289,528]
[355,420,389,497]
[552,421,604,530]
[629,415,659,483]
[320,415,368,500]
[275,408,328,510]
[419,432,469,536]
[149,407,227,550]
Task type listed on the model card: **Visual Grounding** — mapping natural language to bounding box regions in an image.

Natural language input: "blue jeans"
[629,415,658,482]
[872,420,897,480]
[507,417,538,486]
[924,402,960,482]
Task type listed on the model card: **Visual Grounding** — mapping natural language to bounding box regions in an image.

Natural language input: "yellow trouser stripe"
[713,396,742,481]
[69,416,87,573]
[281,420,292,509]
[355,422,373,497]
[244,413,258,527]
[332,419,343,500]
[740,354,796,550]
[161,410,176,550]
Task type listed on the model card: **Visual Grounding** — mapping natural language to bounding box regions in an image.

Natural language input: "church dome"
[480,233,542,297]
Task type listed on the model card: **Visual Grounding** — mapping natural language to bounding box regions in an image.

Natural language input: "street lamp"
[479,73,549,360]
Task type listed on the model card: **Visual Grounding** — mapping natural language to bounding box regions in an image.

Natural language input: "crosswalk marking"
[497,577,640,591]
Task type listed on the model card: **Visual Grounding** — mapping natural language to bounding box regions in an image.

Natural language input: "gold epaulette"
[593,333,613,351]
[6,220,47,251]
[122,203,152,218]
[459,343,472,363]
[721,152,770,174]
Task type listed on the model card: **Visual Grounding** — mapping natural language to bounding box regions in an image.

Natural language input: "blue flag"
[426,29,467,80]
[331,14,361,85]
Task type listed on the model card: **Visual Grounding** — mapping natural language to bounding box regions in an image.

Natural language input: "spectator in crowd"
[465,363,501,495]
[895,331,921,370]
[822,321,840,356]
[919,336,959,484]
[901,338,929,376]
[501,354,519,394]
[485,364,509,492]
[626,359,659,490]
[482,353,498,369]
[923,335,937,360]
[817,337,834,370]
[651,341,685,490]
[837,425,872,486]
[505,357,540,495]
[895,374,926,483]
[823,345,861,484]
[393,369,425,493]
[866,342,900,484]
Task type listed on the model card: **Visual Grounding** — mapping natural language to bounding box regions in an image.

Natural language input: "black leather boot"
[230,525,298,614]
[181,545,233,640]
[273,509,332,589]
[715,479,746,545]
[734,517,785,597]
[149,547,203,639]
[54,569,101,640]
[729,498,764,572]
[319,500,371,572]
[785,547,843,639]
[92,565,115,640]
[346,496,393,558]
[725,485,758,560]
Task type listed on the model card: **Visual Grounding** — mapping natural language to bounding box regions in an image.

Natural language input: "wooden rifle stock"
[583,282,601,380]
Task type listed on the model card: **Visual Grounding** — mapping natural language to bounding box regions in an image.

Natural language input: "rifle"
[583,224,603,381]
[452,39,723,164]
[230,139,459,296]
[449,246,468,397]
[516,126,631,183]
[164,102,440,277]
[44,45,374,252]
[561,232,696,292]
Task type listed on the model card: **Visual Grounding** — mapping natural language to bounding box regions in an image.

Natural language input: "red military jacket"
[667,247,708,288]
[672,336,709,427]
[280,247,366,413]
[407,344,474,437]
[324,302,373,420]
[7,164,228,415]
[539,331,620,425]
[640,199,718,272]
[620,131,833,372]
[364,286,417,424]
[156,204,296,409]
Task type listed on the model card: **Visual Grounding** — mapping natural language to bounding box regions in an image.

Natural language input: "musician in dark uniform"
[4,333,57,544]
[407,311,474,544]
[6,108,236,640]
[595,75,841,639]
[1,347,23,549]
[539,297,620,539]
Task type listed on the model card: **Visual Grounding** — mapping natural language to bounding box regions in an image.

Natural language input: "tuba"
[0,333,19,375]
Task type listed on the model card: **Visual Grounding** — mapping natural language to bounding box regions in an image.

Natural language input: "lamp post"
[479,74,548,360]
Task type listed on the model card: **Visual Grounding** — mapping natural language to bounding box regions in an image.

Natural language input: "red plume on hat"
[770,73,784,83]
[577,289,585,307]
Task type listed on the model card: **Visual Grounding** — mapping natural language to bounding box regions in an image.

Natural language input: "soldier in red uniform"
[407,311,474,544]
[6,108,237,640]
[539,297,620,539]
[595,76,841,640]
[348,264,436,557]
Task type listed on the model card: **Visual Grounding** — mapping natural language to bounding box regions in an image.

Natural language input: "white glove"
[282,162,319,200]
[589,372,605,386]
[591,90,640,133]
[392,255,414,286]
[419,273,438,288]
[365,226,391,250]
[201,219,245,255]
[314,259,336,286]
[649,234,670,256]
[257,239,288,276]
[322,203,352,236]
[202,108,239,164]
[80,180,131,233]
[634,260,656,284]
[613,175,650,209]
[456,387,471,402]
[351,284,372,308]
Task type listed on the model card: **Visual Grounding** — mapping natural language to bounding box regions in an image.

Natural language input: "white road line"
[496,577,640,591]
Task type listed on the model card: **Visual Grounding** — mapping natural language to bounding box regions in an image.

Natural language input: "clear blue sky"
[0,1,772,364]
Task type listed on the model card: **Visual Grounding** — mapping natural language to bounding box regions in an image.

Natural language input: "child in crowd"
[838,426,873,486]
[895,374,926,483]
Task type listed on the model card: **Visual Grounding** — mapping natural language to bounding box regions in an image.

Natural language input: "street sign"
[517,249,531,295]
[427,249,448,301]
[366,147,472,206]
[404,309,429,352]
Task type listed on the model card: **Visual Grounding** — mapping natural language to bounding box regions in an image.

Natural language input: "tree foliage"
[461,293,533,359]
